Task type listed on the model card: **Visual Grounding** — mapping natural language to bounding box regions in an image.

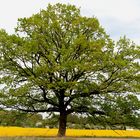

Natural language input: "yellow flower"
[0,127,140,137]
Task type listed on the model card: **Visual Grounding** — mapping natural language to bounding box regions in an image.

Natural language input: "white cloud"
[90,0,139,23]
[0,0,140,44]
[0,0,48,33]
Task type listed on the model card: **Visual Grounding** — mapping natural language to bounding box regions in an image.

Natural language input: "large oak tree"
[0,3,140,136]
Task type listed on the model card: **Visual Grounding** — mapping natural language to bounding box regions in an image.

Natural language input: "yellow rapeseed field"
[0,127,140,137]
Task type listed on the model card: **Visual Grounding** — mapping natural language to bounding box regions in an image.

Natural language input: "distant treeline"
[0,110,139,129]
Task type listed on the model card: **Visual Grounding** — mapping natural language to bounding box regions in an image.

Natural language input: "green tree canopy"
[0,3,140,136]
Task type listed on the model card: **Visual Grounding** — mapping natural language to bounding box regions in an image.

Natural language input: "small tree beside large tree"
[0,3,139,136]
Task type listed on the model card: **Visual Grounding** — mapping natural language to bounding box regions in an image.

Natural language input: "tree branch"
[66,106,105,115]
[17,107,59,113]
[65,90,99,108]
[39,86,59,107]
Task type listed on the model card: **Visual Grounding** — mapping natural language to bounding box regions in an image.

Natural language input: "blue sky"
[0,0,140,44]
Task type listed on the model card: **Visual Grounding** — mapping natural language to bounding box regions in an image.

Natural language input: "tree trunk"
[57,112,67,137]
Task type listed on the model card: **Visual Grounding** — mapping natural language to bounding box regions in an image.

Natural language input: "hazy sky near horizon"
[0,0,140,44]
